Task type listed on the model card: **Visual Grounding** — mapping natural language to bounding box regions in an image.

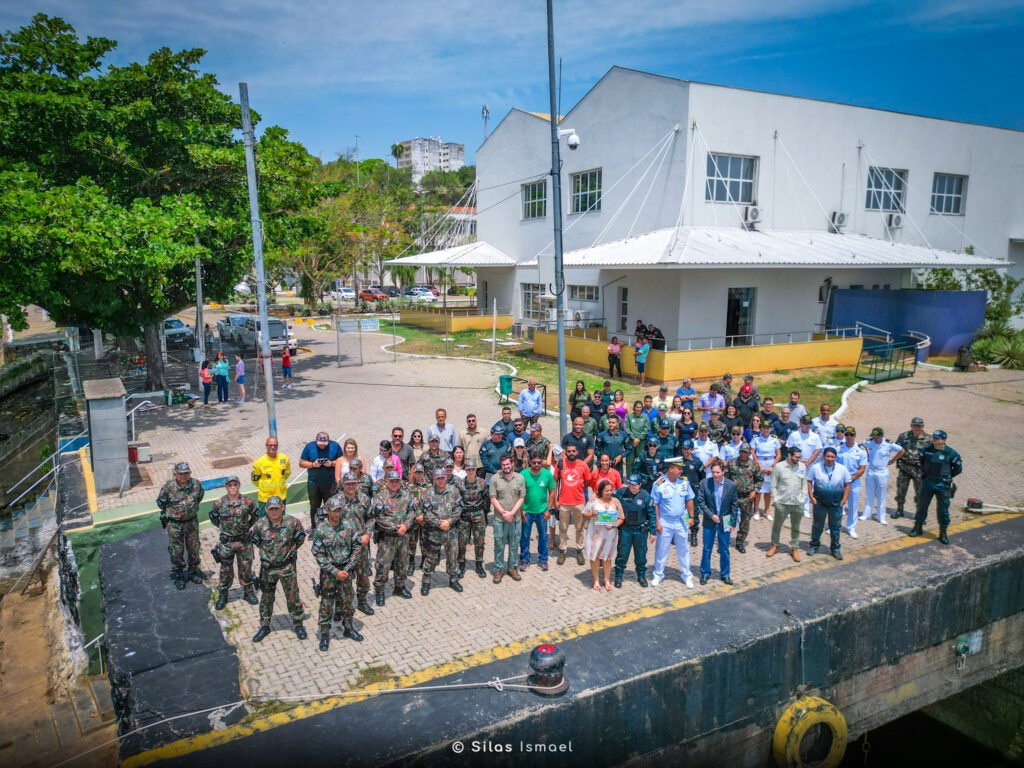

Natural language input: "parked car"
[330,286,355,301]
[411,283,440,297]
[163,317,194,349]
[383,286,401,297]
[401,287,437,303]
[217,313,252,343]
[359,286,388,302]
[235,316,297,353]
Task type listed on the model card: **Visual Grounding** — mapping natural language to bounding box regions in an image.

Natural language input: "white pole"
[492,298,497,356]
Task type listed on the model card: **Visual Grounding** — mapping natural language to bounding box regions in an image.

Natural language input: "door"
[726,288,756,346]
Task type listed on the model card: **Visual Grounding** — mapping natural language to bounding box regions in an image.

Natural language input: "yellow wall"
[534,331,863,382]
[401,310,513,332]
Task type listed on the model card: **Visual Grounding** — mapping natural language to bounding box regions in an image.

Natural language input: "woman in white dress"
[583,479,624,591]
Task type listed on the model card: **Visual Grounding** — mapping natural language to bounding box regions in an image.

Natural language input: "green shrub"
[990,334,1024,369]
[976,318,1014,340]
[970,337,996,364]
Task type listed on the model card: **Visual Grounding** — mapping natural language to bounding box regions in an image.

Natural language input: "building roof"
[386,241,516,268]
[521,227,1008,270]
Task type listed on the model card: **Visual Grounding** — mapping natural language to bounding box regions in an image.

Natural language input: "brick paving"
[97,325,1024,701]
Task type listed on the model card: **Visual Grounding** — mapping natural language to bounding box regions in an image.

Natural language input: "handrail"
[904,329,932,351]
[535,325,864,352]
[128,400,155,442]
[5,429,87,495]
[854,321,892,343]
[5,464,59,509]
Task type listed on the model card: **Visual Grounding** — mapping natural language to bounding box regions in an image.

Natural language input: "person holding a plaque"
[582,479,624,591]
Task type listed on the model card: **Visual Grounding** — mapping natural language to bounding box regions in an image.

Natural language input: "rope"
[694,124,749,229]
[664,121,698,258]
[859,146,939,256]
[775,132,836,231]
[627,127,677,238]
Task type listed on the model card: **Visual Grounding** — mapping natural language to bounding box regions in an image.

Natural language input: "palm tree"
[391,143,404,168]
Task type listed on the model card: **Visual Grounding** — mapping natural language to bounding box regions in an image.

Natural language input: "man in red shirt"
[553,444,592,566]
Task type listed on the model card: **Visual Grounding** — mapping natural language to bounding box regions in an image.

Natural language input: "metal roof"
[385,241,516,268]
[521,227,1007,270]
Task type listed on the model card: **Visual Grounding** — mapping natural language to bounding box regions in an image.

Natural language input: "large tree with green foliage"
[0,14,320,387]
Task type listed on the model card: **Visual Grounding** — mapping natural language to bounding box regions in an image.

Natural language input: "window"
[865,167,907,212]
[931,173,967,215]
[521,180,546,220]
[618,286,628,332]
[522,283,545,321]
[705,153,757,203]
[571,169,602,214]
[569,285,599,302]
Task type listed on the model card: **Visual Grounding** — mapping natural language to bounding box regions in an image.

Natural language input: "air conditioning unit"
[742,206,763,227]
[544,307,571,323]
[829,211,848,233]
[886,212,904,230]
[573,310,593,326]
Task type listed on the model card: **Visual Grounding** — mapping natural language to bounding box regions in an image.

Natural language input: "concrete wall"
[399,309,513,333]
[86,395,127,493]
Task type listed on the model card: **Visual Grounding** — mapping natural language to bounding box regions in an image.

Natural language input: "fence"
[401,304,514,333]
[333,314,399,367]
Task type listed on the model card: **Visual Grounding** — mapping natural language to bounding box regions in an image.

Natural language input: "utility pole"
[546,0,568,439]
[194,240,205,363]
[482,104,490,142]
[239,82,278,438]
[355,134,360,186]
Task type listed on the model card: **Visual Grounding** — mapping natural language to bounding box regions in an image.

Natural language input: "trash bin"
[498,374,514,398]
[955,345,972,371]
[163,389,173,406]
[128,444,139,464]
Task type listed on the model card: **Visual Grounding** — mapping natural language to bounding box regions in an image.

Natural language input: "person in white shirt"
[786,416,823,518]
[693,424,719,468]
[836,426,868,538]
[811,403,839,446]
[807,447,852,560]
[653,384,672,411]
[862,427,904,525]
[719,427,745,463]
[426,408,457,452]
[751,422,781,521]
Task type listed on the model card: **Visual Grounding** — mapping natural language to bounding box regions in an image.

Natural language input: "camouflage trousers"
[216,539,254,590]
[734,497,756,546]
[319,572,355,632]
[457,515,487,566]
[374,533,409,591]
[407,522,424,568]
[895,470,921,507]
[167,519,200,574]
[258,562,304,627]
[355,548,371,600]
[422,529,460,580]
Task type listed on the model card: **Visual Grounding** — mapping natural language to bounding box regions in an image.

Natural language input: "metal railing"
[5,429,88,496]
[854,321,892,343]
[402,303,510,317]
[127,400,155,442]
[534,324,864,352]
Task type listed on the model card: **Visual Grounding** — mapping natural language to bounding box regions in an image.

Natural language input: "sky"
[3,0,1023,164]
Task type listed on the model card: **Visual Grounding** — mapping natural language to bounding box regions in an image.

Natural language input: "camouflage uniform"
[328,490,374,605]
[421,485,463,581]
[419,449,449,479]
[371,487,416,592]
[208,494,258,591]
[406,479,430,571]
[707,419,728,447]
[727,457,764,548]
[525,436,551,463]
[311,516,363,634]
[351,472,374,499]
[248,513,306,628]
[895,430,930,513]
[156,478,205,576]
[454,476,489,570]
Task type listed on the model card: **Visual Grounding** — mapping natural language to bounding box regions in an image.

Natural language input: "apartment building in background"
[397,136,466,183]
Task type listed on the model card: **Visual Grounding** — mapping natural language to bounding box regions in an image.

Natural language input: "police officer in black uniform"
[613,474,657,588]
[909,430,962,545]
[635,439,664,492]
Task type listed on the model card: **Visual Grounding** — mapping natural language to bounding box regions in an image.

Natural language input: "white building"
[393,66,1020,343]
[398,136,466,183]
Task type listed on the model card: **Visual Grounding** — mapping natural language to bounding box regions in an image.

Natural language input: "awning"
[385,241,516,268]
[521,227,1007,269]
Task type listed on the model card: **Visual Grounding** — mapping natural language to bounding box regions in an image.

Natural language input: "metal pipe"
[547,0,568,440]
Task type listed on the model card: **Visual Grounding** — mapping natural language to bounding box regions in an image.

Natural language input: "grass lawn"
[382,321,863,412]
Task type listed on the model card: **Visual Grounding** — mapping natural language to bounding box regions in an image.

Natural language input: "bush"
[970,337,996,364]
[976,318,1014,340]
[972,332,1024,369]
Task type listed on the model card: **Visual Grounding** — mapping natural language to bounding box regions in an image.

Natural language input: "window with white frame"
[522,283,545,321]
[930,173,967,215]
[569,285,599,302]
[618,286,628,332]
[865,167,907,212]
[705,153,757,203]
[571,169,602,214]
[521,180,546,220]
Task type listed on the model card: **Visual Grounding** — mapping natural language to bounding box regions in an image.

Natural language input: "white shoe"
[766,514,774,521]
[650,576,663,587]
[685,576,694,589]
[858,514,869,520]
[848,529,859,539]
[879,519,888,526]
[753,514,762,521]
[803,511,811,519]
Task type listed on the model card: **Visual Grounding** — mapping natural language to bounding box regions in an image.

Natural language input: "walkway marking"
[123,509,1016,767]
[79,446,97,514]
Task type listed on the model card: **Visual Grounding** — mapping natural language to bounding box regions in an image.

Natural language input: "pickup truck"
[235,316,297,353]
[163,318,195,349]
[217,314,252,343]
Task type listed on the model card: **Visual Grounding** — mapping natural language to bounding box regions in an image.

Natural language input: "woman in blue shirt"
[634,336,651,387]
[212,351,230,403]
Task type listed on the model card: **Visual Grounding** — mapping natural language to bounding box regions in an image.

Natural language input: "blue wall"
[829,289,986,356]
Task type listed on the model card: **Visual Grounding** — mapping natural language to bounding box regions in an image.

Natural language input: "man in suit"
[697,460,741,585]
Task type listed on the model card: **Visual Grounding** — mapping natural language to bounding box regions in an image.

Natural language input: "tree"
[390,143,404,167]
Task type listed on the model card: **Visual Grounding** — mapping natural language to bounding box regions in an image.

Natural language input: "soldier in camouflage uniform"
[419,436,449,478]
[371,471,416,605]
[727,444,764,554]
[455,460,489,579]
[406,463,429,572]
[420,469,464,596]
[371,458,399,497]
[249,496,307,642]
[329,473,375,616]
[894,417,929,519]
[525,423,552,465]
[156,462,205,590]
[208,476,258,609]
[707,410,728,446]
[311,495,364,651]
[349,458,374,499]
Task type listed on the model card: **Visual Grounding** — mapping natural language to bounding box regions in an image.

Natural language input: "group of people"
[196,348,294,406]
[155,370,962,651]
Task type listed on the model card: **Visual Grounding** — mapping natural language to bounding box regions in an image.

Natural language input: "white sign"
[360,318,380,332]
[338,320,360,333]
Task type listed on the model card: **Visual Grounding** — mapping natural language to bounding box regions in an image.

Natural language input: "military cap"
[341,472,358,483]
[870,427,884,437]
[490,425,505,435]
[722,372,733,379]
[349,458,363,469]
[698,423,710,431]
[799,415,812,425]
[911,417,924,426]
[743,374,754,381]
[822,446,838,456]
[659,384,668,391]
[647,438,659,447]
[835,423,846,433]
[412,463,425,474]
[465,458,478,469]
[428,434,441,442]
[710,408,721,416]
[444,458,455,467]
[681,439,695,450]
[656,418,670,429]
[845,426,857,436]
[265,495,284,509]
[173,461,191,473]
[386,470,401,481]
[627,474,642,485]
[326,496,344,510]
[731,426,742,435]
[665,456,684,465]
[759,421,773,430]
[432,468,447,479]
[529,422,542,432]
[738,442,751,453]
[224,475,240,485]
[604,380,612,387]
[932,430,947,440]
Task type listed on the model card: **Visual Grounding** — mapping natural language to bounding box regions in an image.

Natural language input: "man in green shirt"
[519,456,555,572]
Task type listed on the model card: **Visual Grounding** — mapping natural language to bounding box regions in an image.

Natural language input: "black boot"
[475,561,486,578]
[449,577,463,593]
[457,563,466,578]
[893,503,904,519]
[407,555,416,573]
[294,623,307,640]
[243,586,259,605]
[357,598,375,616]
[421,581,431,596]
[215,588,228,610]
[253,625,271,643]
[375,592,386,607]
[689,529,699,547]
[173,571,187,590]
[938,527,950,545]
[319,632,330,652]
[189,569,204,584]
[908,523,924,537]
[342,619,363,642]
[394,586,413,599]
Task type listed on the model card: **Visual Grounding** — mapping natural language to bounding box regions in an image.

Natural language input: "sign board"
[338,319,360,333]
[359,318,380,332]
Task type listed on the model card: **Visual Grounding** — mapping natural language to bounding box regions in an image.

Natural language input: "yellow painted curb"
[79,446,97,514]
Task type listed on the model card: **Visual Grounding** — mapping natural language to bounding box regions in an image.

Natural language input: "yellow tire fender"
[772,695,848,768]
